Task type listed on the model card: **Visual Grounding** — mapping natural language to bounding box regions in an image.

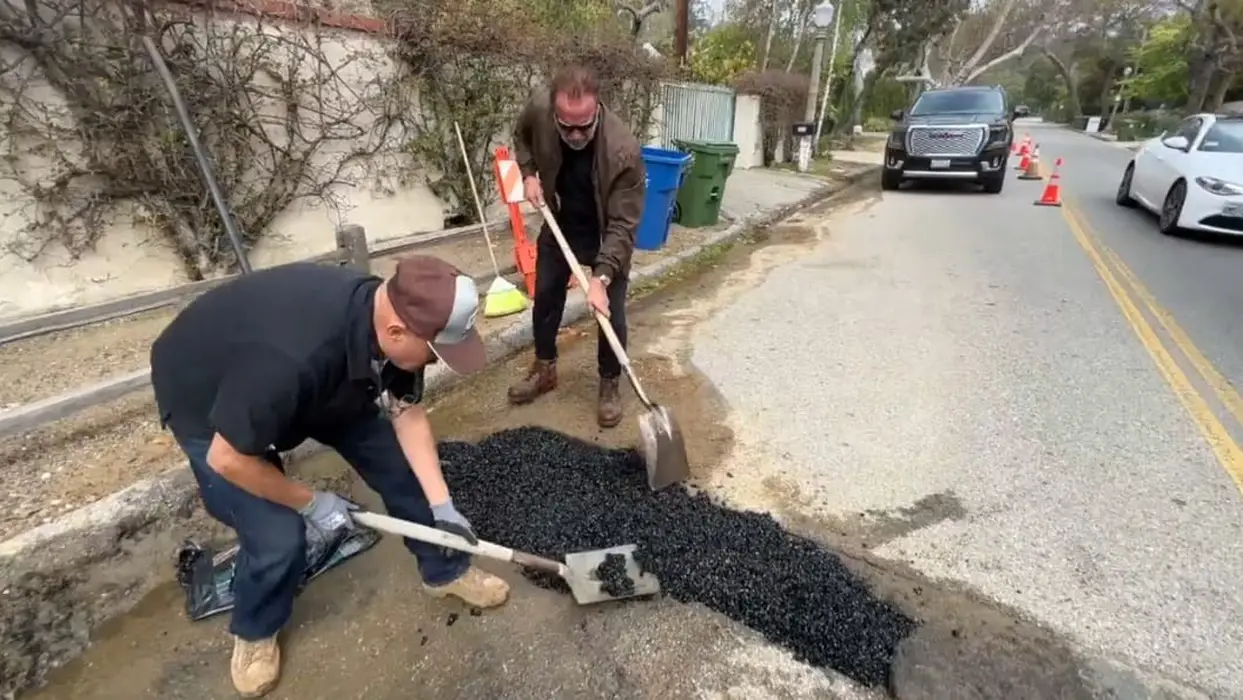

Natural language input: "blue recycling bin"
[635,146,692,251]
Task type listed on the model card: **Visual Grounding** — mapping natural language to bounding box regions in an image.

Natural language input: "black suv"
[882,85,1028,193]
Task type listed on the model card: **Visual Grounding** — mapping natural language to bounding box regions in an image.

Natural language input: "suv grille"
[906,126,986,157]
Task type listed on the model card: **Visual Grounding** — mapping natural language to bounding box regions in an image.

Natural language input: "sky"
[700,0,727,23]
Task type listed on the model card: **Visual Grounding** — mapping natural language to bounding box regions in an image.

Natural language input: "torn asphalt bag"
[175,520,381,622]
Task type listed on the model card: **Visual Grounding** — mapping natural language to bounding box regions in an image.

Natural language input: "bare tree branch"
[617,0,667,37]
[962,26,1042,83]
[951,0,1018,83]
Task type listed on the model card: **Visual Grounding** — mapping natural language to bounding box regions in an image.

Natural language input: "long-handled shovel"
[352,511,659,605]
[536,205,690,491]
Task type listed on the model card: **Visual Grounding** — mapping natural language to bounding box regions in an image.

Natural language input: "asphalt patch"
[592,553,636,598]
[441,427,917,688]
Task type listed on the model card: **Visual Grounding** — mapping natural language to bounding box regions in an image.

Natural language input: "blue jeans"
[176,414,470,641]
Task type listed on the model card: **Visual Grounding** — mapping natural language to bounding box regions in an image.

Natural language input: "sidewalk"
[0,160,881,699]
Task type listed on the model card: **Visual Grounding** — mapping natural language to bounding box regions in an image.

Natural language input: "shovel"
[352,511,660,605]
[537,205,691,492]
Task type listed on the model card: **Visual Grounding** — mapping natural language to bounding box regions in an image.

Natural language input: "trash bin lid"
[641,145,693,167]
[671,139,740,155]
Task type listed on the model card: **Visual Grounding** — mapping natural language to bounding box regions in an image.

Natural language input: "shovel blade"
[637,404,689,491]
[564,544,661,605]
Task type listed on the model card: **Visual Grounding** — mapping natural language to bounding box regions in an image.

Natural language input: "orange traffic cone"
[1035,158,1064,207]
[1018,146,1042,179]
[1016,149,1031,172]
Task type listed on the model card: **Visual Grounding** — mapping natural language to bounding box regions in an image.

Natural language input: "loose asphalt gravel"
[441,426,917,689]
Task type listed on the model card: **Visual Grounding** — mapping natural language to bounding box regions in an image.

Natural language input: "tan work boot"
[230,635,281,698]
[507,359,557,405]
[423,566,510,608]
[598,377,623,428]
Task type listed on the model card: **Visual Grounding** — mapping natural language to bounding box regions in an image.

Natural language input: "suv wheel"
[881,169,902,191]
[981,173,1005,194]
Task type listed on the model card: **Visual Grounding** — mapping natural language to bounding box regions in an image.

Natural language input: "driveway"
[27,151,1242,699]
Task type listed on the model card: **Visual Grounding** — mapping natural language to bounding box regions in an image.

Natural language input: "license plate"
[931,159,951,169]
[1224,204,1243,218]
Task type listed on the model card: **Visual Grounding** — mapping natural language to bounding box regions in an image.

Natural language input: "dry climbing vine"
[381,0,667,225]
[0,0,668,276]
[0,0,394,278]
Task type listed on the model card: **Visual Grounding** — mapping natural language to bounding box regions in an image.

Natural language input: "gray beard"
[561,136,590,151]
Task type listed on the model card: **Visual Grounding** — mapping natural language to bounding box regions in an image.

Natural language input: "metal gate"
[658,81,736,148]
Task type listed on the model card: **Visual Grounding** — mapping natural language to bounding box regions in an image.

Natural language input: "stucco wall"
[0,15,446,319]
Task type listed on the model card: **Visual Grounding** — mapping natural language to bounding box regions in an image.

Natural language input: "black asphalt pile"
[440,427,917,689]
[592,553,636,598]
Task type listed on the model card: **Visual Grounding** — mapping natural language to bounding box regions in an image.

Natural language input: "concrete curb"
[0,163,880,699]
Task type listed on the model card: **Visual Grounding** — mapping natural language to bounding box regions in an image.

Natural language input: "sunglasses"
[555,105,600,137]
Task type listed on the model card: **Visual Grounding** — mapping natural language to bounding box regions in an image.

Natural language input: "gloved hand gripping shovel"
[352,511,659,605]
[537,205,690,491]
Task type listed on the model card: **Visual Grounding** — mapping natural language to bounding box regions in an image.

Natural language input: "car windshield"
[910,90,1004,116]
[1198,120,1243,153]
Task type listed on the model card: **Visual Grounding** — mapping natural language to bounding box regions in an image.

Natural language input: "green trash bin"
[671,139,740,228]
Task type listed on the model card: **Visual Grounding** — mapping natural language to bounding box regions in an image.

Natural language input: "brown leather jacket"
[513,89,646,280]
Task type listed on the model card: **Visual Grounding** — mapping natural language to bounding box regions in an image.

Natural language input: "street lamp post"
[799,1,835,173]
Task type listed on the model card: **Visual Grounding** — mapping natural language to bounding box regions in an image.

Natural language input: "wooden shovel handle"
[353,511,567,577]
[537,205,656,409]
[510,551,568,576]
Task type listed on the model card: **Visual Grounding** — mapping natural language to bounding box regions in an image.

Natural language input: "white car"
[1116,113,1243,236]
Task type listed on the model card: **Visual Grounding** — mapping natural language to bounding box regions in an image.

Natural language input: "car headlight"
[888,131,904,148]
[1194,176,1243,196]
[986,126,1009,146]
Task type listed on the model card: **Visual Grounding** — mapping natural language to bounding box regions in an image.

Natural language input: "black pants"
[532,229,628,379]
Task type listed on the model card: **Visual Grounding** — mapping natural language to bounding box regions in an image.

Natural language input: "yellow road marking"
[1098,243,1243,427]
[1061,202,1243,494]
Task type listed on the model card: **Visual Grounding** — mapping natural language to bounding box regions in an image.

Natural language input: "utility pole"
[675,0,690,67]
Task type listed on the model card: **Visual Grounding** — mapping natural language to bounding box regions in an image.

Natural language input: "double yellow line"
[1061,202,1243,495]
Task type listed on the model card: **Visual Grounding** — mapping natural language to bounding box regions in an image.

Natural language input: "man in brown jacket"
[507,66,646,427]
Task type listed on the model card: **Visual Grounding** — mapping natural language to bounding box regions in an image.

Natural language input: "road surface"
[27,130,1243,699]
[693,122,1242,698]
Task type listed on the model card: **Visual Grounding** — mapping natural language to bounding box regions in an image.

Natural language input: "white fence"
[657,81,736,148]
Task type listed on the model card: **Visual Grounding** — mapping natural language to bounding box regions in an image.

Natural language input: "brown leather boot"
[507,359,557,405]
[598,377,623,428]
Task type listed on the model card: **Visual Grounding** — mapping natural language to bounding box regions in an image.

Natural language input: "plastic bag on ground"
[175,519,381,622]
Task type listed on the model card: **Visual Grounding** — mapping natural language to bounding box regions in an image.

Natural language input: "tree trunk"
[785,8,810,72]
[760,0,781,71]
[1042,47,1081,119]
[1209,68,1236,111]
[832,27,874,134]
[849,67,883,134]
[1189,60,1217,112]
[951,0,1017,84]
[1098,68,1116,119]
